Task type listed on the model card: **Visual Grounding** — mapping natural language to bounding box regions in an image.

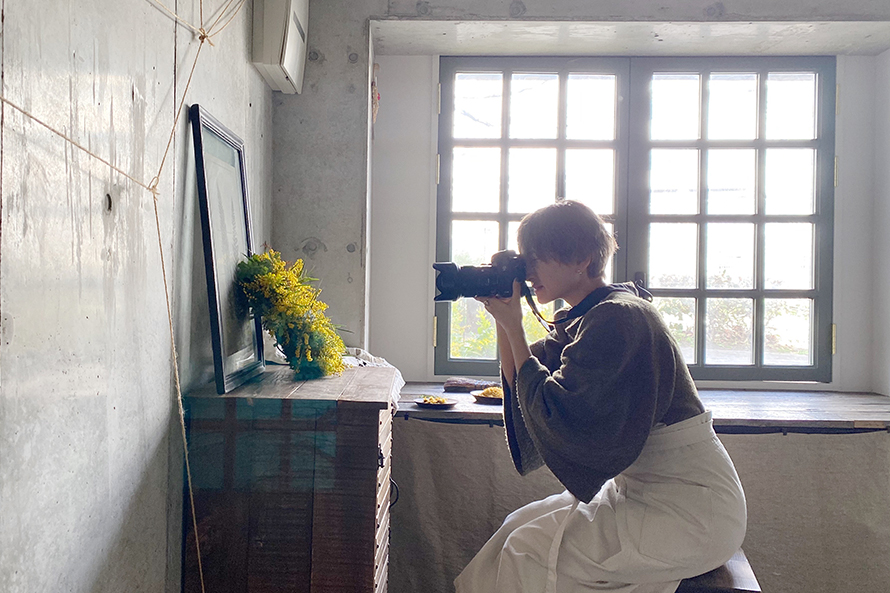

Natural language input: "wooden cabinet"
[182,366,399,593]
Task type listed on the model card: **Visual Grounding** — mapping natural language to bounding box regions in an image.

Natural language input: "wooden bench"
[676,549,761,593]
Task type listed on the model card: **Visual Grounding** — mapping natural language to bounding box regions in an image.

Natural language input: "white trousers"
[454,412,746,593]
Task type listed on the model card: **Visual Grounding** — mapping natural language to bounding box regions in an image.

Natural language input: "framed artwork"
[189,104,265,394]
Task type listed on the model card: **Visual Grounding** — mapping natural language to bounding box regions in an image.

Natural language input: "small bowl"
[470,389,503,405]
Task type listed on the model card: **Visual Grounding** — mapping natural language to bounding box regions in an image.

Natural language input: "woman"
[454,201,746,593]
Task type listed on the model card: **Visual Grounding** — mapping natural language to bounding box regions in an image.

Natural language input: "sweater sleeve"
[502,369,545,475]
[505,310,572,474]
[514,298,681,502]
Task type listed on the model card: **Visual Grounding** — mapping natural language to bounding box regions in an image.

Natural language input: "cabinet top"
[186,365,402,408]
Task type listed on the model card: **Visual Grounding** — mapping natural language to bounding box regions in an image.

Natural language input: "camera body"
[433,250,526,301]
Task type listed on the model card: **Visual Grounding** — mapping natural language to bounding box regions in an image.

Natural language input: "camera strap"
[522,282,653,330]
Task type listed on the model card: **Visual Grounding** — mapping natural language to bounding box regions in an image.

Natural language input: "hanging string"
[146,0,204,38]
[206,0,246,40]
[0,1,249,591]
[149,40,206,194]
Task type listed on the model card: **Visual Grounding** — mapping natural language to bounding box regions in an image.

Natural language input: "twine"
[0,96,153,193]
[0,1,250,591]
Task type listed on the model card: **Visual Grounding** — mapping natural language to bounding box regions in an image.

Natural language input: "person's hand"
[476,280,524,333]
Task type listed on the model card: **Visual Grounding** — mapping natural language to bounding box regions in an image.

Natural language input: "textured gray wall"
[0,0,272,590]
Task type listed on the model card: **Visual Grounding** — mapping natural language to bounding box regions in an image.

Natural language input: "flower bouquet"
[236,249,345,380]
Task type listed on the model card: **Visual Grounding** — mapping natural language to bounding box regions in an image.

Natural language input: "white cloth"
[454,411,746,593]
[341,347,405,408]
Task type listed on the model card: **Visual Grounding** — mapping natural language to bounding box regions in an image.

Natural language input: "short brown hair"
[517,200,617,277]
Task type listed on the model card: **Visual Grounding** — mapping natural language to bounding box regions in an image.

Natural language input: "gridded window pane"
[651,74,700,140]
[510,73,559,139]
[565,149,615,215]
[452,220,499,266]
[764,223,814,290]
[508,221,520,253]
[452,147,501,212]
[764,149,815,215]
[766,72,817,140]
[707,73,758,140]
[653,297,696,363]
[566,74,616,140]
[454,72,503,139]
[707,149,756,215]
[705,298,753,365]
[508,148,557,213]
[706,223,754,289]
[764,299,813,366]
[450,299,497,359]
[649,223,697,289]
[650,149,699,215]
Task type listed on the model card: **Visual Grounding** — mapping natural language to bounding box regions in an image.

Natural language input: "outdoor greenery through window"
[435,56,834,381]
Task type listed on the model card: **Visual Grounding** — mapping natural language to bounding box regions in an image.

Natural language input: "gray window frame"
[434,55,835,382]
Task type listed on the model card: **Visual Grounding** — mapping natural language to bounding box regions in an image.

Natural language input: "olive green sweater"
[503,288,704,503]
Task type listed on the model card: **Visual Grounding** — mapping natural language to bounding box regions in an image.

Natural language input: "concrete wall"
[383,0,890,21]
[271,0,383,348]
[0,0,272,590]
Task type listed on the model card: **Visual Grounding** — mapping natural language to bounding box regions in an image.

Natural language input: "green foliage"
[449,298,553,359]
[652,273,810,360]
[236,250,345,380]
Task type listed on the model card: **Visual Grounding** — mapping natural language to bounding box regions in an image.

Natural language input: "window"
[434,56,835,381]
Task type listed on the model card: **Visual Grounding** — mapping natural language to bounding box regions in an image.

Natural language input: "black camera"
[433,250,526,301]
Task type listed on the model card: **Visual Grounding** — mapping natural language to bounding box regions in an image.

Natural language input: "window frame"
[435,56,631,376]
[625,56,835,382]
[434,55,835,382]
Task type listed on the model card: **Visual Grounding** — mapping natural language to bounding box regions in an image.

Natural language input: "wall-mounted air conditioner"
[252,0,308,94]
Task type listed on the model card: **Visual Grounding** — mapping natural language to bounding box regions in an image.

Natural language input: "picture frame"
[189,103,265,394]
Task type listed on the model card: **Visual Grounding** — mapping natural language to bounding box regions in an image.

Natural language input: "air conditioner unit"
[252,0,308,94]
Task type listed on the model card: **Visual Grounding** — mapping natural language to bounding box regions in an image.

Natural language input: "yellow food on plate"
[422,396,447,404]
[480,386,504,399]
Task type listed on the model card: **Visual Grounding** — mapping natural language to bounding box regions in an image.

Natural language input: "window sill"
[398,383,890,434]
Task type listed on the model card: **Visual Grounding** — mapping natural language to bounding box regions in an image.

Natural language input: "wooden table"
[398,383,890,433]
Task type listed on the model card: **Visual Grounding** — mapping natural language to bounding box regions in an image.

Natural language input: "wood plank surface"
[398,382,890,432]
[188,365,398,408]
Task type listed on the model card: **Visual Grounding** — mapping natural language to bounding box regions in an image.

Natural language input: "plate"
[414,397,457,409]
[470,389,504,405]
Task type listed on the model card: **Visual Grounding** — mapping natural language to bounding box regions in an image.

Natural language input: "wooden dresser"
[182,365,400,593]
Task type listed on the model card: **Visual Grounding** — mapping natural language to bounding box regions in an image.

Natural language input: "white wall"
[873,48,890,395]
[832,56,877,392]
[369,56,438,376]
[0,1,273,591]
[370,54,884,391]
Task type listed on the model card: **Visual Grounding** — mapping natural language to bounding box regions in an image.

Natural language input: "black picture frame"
[189,104,265,394]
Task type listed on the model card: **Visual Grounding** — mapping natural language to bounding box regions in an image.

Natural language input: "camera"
[433,250,526,301]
